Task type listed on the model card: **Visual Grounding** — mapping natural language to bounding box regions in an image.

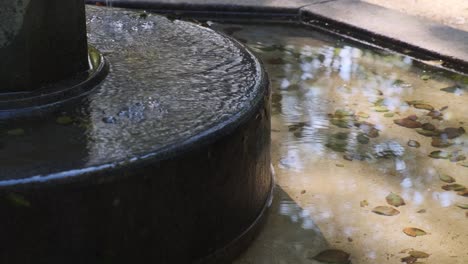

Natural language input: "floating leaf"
[407,140,420,148]
[56,116,73,125]
[311,249,350,264]
[372,206,400,216]
[409,250,430,258]
[360,200,369,207]
[6,128,25,136]
[394,118,422,128]
[6,193,31,207]
[429,151,450,159]
[439,174,456,183]
[386,193,406,207]
[413,104,434,111]
[403,227,427,237]
[441,184,466,191]
[456,203,468,209]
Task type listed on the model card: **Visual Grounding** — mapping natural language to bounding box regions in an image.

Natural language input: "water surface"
[213,23,468,264]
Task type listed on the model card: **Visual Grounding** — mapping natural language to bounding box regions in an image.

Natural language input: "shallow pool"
[214,23,468,264]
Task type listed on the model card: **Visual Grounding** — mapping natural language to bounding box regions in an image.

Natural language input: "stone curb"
[87,0,468,74]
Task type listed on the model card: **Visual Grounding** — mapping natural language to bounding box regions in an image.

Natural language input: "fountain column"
[0,0,89,92]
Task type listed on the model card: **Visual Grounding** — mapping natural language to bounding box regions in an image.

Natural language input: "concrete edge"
[85,0,468,75]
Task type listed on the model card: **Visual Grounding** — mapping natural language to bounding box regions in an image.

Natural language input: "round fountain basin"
[0,6,271,263]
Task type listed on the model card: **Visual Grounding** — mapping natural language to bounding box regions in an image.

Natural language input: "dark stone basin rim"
[0,36,268,190]
[85,1,468,74]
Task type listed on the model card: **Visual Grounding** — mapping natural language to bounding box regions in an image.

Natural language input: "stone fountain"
[0,1,272,263]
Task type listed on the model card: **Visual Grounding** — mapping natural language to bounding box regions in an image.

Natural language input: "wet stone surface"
[0,6,263,182]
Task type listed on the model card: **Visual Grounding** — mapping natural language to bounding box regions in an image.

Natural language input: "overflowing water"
[212,23,468,264]
[0,7,263,182]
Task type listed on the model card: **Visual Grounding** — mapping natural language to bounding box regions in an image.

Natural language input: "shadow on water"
[236,186,330,264]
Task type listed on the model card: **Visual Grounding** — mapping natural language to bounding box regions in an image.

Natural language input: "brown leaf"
[394,118,422,128]
[311,249,350,264]
[443,127,465,139]
[431,137,453,148]
[401,256,417,264]
[403,227,427,237]
[360,200,369,207]
[386,193,406,207]
[414,104,434,111]
[409,250,430,258]
[457,189,468,197]
[372,206,400,216]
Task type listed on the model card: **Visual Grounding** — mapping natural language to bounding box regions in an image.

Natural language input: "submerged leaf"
[394,118,422,128]
[372,206,400,216]
[416,129,440,137]
[374,106,389,112]
[443,127,465,139]
[456,203,468,209]
[6,128,25,136]
[413,104,434,111]
[386,193,406,207]
[420,75,431,81]
[457,189,468,197]
[56,116,73,125]
[431,138,453,148]
[403,227,427,237]
[360,200,369,207]
[407,140,420,148]
[441,184,466,191]
[429,151,451,159]
[311,249,350,264]
[439,174,456,183]
[409,251,430,258]
[356,133,370,144]
[6,193,31,207]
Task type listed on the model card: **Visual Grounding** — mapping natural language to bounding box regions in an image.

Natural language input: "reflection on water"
[214,23,468,263]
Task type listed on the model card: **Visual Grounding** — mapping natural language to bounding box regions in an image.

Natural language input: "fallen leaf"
[372,206,400,216]
[420,75,431,81]
[429,151,451,159]
[416,129,440,137]
[386,193,406,207]
[441,184,466,191]
[414,104,434,111]
[456,203,468,209]
[457,189,468,197]
[439,174,456,183]
[403,227,427,237]
[443,127,465,139]
[409,250,430,258]
[421,123,436,131]
[311,249,350,264]
[401,256,417,264]
[431,138,453,148]
[394,118,422,128]
[407,140,420,148]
